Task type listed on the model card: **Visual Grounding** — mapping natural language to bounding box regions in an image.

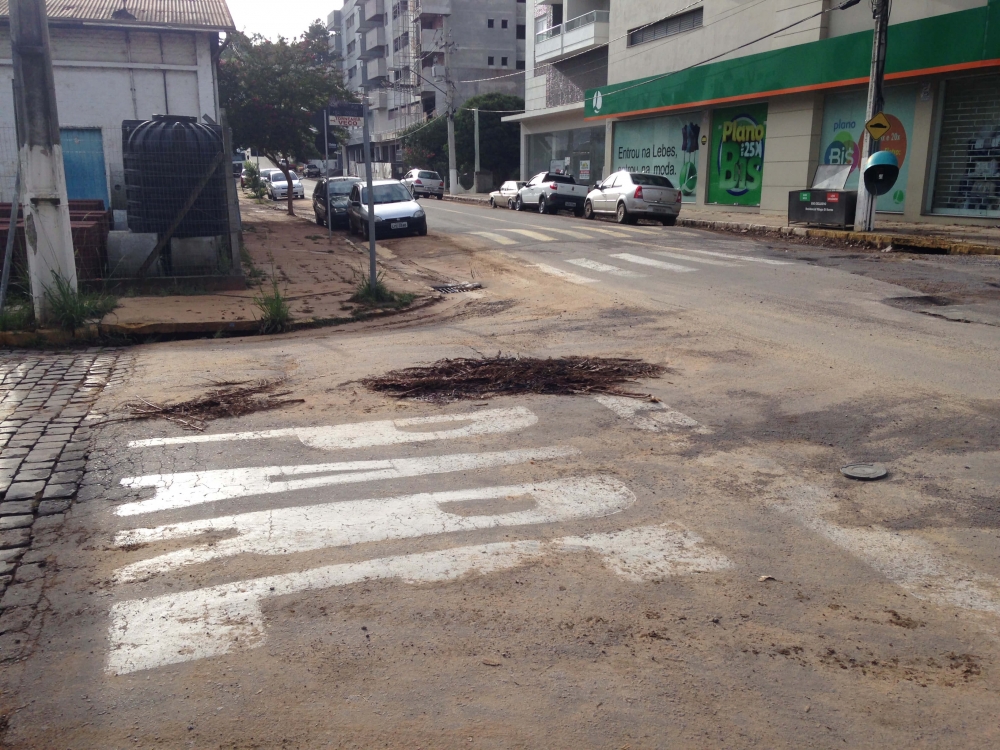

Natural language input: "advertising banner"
[820,86,916,212]
[612,115,701,202]
[707,104,768,206]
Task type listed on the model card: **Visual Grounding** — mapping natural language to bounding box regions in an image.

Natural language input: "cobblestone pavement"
[0,350,125,658]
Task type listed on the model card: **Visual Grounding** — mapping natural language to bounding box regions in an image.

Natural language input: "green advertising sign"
[612,114,702,202]
[708,104,768,206]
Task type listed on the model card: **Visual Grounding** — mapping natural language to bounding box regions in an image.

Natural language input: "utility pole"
[444,14,458,195]
[854,0,890,232]
[473,107,480,191]
[10,0,77,322]
[323,105,332,239]
[361,89,377,287]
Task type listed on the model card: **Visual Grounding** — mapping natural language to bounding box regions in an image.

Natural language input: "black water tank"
[124,115,228,238]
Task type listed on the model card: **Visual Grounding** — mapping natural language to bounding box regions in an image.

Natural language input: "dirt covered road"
[1,212,999,748]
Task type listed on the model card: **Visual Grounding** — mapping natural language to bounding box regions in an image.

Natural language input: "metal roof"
[0,0,235,31]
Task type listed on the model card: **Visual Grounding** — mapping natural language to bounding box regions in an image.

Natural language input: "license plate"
[565,202,576,208]
[650,204,666,211]
[391,222,408,229]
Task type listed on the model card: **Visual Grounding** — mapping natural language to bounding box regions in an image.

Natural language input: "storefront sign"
[579,160,591,181]
[612,114,701,202]
[820,86,915,212]
[707,104,767,206]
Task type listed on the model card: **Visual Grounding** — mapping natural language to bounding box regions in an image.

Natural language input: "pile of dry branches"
[362,355,665,401]
[122,378,304,431]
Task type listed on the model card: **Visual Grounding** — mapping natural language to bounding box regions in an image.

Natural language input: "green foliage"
[242,161,267,199]
[400,93,524,184]
[349,270,416,309]
[253,278,292,334]
[0,301,34,332]
[42,274,117,332]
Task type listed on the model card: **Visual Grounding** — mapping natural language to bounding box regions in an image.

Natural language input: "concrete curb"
[442,195,998,255]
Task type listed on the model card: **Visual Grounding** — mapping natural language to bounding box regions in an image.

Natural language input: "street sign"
[865,112,891,141]
[328,101,364,129]
[330,116,362,128]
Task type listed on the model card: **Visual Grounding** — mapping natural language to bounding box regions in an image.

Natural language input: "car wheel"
[435,193,443,200]
[489,197,495,208]
[418,221,428,236]
[661,216,677,226]
[574,206,585,218]
[515,196,524,211]
[538,196,548,214]
[507,198,515,210]
[616,202,630,224]
[315,212,324,226]
[583,200,595,220]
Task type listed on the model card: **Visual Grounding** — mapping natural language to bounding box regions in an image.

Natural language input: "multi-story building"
[335,0,527,180]
[508,0,1000,226]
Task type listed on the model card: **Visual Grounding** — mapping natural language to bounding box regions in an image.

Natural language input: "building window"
[392,1,408,20]
[488,56,495,66]
[502,19,508,29]
[488,18,495,28]
[516,59,525,70]
[393,31,409,52]
[349,65,357,78]
[347,40,356,55]
[516,24,525,40]
[501,56,508,67]
[628,8,703,47]
[346,13,355,29]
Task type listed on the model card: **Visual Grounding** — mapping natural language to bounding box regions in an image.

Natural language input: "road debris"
[362,354,665,401]
[758,575,776,582]
[120,378,304,431]
[840,462,888,481]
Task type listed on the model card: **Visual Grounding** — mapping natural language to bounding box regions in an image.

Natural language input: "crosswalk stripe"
[609,253,697,273]
[585,227,634,238]
[683,248,792,265]
[536,227,594,240]
[469,231,518,245]
[533,263,599,284]
[505,229,560,242]
[565,258,645,277]
[651,249,741,267]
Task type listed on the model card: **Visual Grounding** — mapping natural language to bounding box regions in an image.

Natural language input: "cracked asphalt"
[1,207,999,748]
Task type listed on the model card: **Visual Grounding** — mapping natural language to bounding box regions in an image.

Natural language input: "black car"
[313,176,359,228]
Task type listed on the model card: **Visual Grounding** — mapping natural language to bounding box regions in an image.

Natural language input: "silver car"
[347,179,428,240]
[583,171,682,225]
[401,169,444,199]
[489,180,526,209]
[266,170,305,201]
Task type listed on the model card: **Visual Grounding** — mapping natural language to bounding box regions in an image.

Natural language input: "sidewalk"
[445,194,1000,255]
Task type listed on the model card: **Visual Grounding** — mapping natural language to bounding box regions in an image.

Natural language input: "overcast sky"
[229,0,342,42]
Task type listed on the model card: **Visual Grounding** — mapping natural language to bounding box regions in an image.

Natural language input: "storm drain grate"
[432,282,483,294]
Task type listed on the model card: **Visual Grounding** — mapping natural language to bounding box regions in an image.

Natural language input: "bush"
[43,274,117,332]
[0,301,34,332]
[253,278,292,333]
[350,270,415,309]
[243,161,268,199]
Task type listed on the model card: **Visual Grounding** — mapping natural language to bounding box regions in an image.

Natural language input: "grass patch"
[253,278,292,334]
[43,274,117,332]
[0,301,35,332]
[240,237,267,283]
[349,270,416,309]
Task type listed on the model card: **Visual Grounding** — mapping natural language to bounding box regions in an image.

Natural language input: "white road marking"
[116,446,579,516]
[586,227,634,238]
[682,248,791,265]
[505,229,559,242]
[535,227,593,240]
[107,523,732,674]
[775,485,1000,615]
[532,263,598,284]
[469,231,518,246]
[128,406,536,450]
[565,258,645,277]
[651,249,741,267]
[594,394,706,432]
[609,253,697,273]
[113,475,636,582]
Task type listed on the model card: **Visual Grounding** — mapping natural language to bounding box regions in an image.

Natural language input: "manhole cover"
[432,282,483,294]
[840,463,888,481]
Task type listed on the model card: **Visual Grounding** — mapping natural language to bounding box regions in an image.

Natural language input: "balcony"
[358,0,384,31]
[360,26,387,59]
[364,57,389,85]
[535,10,610,63]
[417,0,451,20]
[370,90,389,111]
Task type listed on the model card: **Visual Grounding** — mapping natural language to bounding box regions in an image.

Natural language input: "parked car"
[489,181,526,209]
[401,169,444,199]
[313,176,359,227]
[266,170,305,201]
[347,180,428,239]
[304,163,321,178]
[515,172,588,215]
[583,171,682,225]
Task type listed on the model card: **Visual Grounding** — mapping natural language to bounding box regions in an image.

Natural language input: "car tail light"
[414,179,422,185]
[549,183,559,190]
[675,190,683,203]
[634,186,644,200]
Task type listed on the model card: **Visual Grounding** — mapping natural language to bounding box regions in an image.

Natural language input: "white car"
[347,179,428,240]
[401,169,444,199]
[265,170,305,201]
[489,181,526,209]
[583,170,682,225]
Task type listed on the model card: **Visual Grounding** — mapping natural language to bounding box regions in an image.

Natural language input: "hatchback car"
[313,176,359,228]
[267,170,305,201]
[347,180,427,239]
[401,169,444,199]
[489,181,526,209]
[583,171,682,225]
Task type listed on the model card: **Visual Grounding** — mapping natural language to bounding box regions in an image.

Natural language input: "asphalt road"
[3,197,1000,748]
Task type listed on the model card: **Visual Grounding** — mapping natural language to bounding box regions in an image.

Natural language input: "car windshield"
[361,184,413,204]
[548,174,576,184]
[271,171,298,184]
[418,171,440,180]
[630,173,674,188]
[328,181,356,196]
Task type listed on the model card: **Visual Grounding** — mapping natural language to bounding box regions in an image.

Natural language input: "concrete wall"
[0,25,220,204]
[759,93,825,215]
[828,0,986,37]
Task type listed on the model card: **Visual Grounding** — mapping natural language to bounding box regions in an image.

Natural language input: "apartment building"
[508,0,1000,225]
[335,0,527,179]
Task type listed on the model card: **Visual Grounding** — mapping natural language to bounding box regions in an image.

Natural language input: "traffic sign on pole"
[864,112,891,141]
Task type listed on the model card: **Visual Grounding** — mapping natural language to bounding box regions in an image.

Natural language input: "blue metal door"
[61,128,109,208]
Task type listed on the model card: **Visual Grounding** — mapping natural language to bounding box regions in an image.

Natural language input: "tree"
[400,94,524,186]
[219,22,353,215]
